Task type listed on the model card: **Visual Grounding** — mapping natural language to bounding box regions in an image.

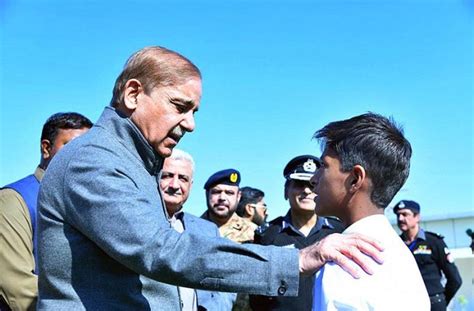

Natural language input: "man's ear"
[349,165,366,193]
[41,139,52,160]
[123,79,143,111]
[245,204,254,217]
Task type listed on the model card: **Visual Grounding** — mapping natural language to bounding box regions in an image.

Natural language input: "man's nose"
[303,185,313,194]
[181,112,195,132]
[168,176,179,189]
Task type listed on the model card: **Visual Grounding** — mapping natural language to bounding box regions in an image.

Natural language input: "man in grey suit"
[37,46,384,310]
[160,148,235,311]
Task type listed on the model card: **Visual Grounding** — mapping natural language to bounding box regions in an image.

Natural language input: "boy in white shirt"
[311,113,430,311]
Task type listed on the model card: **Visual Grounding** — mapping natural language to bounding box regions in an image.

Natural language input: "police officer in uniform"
[394,200,462,311]
[249,155,344,311]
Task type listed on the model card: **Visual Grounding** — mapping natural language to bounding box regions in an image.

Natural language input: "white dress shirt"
[313,214,430,311]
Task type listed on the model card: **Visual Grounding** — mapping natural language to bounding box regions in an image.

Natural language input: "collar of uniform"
[34,166,45,182]
[416,228,427,241]
[95,107,163,176]
[280,211,333,236]
[401,228,426,242]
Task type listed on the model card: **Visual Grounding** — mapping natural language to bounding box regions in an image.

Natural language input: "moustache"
[169,127,185,142]
[164,188,182,195]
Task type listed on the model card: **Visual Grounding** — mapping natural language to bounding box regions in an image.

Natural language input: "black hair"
[314,112,412,209]
[41,112,93,144]
[236,186,265,217]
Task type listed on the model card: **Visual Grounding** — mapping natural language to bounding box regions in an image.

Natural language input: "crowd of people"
[0,46,462,311]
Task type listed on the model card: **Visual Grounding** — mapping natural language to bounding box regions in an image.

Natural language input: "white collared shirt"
[313,215,430,311]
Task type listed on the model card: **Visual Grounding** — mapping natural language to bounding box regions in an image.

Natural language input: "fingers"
[352,233,384,252]
[330,252,362,279]
[348,233,385,264]
[339,245,374,276]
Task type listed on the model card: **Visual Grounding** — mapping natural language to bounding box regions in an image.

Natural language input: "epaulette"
[425,231,444,239]
[324,216,345,231]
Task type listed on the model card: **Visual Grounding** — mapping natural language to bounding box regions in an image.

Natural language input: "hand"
[298,233,384,278]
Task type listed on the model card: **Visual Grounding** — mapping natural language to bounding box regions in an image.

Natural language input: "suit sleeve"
[53,152,300,296]
[435,238,462,304]
[0,189,37,311]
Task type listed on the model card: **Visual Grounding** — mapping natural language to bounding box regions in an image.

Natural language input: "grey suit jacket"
[37,107,299,310]
[181,213,236,310]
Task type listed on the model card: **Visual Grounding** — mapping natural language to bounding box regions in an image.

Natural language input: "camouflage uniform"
[201,212,257,244]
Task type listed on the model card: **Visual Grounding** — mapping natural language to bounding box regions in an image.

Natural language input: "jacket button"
[277,281,288,295]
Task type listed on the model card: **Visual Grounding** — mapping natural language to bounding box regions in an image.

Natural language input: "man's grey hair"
[169,148,195,174]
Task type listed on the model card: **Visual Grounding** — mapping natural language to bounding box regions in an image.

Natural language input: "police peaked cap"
[393,200,420,213]
[283,155,321,181]
[204,169,241,190]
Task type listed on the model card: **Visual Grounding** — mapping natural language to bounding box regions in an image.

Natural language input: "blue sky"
[1,0,472,222]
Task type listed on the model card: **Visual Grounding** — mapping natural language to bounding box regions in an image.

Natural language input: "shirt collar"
[95,106,163,176]
[34,166,45,182]
[401,228,426,242]
[416,228,426,241]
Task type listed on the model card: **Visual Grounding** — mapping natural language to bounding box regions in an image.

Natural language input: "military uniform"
[201,211,257,244]
[250,213,344,310]
[401,229,462,310]
[201,168,257,311]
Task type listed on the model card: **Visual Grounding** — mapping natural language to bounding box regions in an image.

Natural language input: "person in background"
[0,112,92,311]
[395,200,462,310]
[36,46,384,310]
[201,169,257,243]
[311,113,430,310]
[250,155,344,310]
[467,229,474,254]
[201,169,257,311]
[160,148,235,310]
[236,186,268,227]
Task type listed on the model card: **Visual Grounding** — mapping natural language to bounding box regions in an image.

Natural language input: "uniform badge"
[230,173,238,183]
[398,201,406,208]
[445,247,454,263]
[303,159,317,173]
[413,245,432,255]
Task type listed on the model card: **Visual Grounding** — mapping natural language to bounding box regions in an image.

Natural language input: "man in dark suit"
[160,148,235,311]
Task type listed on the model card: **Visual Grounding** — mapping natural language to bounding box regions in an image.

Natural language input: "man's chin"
[212,211,230,219]
[156,144,175,157]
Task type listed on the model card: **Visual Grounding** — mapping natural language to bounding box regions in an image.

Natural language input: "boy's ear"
[349,165,366,193]
[41,139,52,160]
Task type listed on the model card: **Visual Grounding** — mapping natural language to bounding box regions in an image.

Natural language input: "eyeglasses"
[249,203,267,211]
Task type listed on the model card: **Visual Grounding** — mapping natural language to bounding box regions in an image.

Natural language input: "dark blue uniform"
[249,213,344,311]
[402,229,462,310]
